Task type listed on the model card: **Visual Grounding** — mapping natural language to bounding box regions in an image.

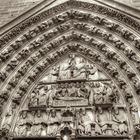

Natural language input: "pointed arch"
[0,0,140,139]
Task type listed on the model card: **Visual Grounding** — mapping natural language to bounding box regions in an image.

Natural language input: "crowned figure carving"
[40,54,107,83]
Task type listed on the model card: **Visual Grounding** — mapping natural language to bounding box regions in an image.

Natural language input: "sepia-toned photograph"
[0,0,140,140]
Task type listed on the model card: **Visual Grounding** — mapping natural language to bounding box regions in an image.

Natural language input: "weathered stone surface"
[0,0,140,139]
[0,0,43,28]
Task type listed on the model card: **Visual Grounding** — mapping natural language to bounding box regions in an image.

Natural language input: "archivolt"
[0,0,140,137]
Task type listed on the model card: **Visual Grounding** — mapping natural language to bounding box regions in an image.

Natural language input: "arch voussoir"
[1,0,140,139]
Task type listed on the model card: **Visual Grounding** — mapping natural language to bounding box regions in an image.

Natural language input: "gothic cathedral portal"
[0,0,140,140]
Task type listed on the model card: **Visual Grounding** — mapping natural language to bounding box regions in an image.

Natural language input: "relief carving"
[0,3,139,138]
[96,107,110,135]
[30,110,45,136]
[47,109,61,136]
[77,108,92,136]
[10,52,131,138]
[111,107,128,136]
[14,111,31,137]
[130,103,140,125]
[2,102,16,130]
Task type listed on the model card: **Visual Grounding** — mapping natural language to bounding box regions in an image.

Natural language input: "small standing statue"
[2,102,15,130]
[103,84,113,104]
[86,64,98,80]
[130,103,140,125]
[14,111,30,137]
[111,107,121,135]
[73,57,86,79]
[77,108,92,136]
[96,107,110,135]
[59,55,75,80]
[49,66,60,82]
[29,92,38,107]
[94,82,104,104]
[31,110,45,136]
[47,109,61,136]
[111,107,128,135]
[38,86,47,107]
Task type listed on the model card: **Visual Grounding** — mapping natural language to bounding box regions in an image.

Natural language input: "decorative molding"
[0,0,140,139]
[0,0,140,50]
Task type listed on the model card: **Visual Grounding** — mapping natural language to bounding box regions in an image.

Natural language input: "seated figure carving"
[111,107,128,136]
[47,109,61,136]
[77,108,92,136]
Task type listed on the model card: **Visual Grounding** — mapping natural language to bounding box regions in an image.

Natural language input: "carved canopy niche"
[0,0,140,140]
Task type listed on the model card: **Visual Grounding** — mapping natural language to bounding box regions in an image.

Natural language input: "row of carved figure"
[2,98,139,136]
[74,21,140,65]
[0,22,72,83]
[76,45,140,94]
[0,10,140,83]
[13,107,129,137]
[1,29,139,90]
[40,55,108,82]
[28,81,119,108]
[0,45,136,116]
[0,44,138,126]
[0,32,139,98]
[72,31,138,79]
[0,29,139,99]
[0,24,139,102]
[0,16,140,84]
[0,34,138,104]
[0,6,140,52]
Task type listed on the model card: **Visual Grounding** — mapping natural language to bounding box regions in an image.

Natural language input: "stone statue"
[2,102,15,130]
[96,107,110,135]
[130,103,140,125]
[73,57,86,79]
[89,83,96,105]
[59,62,71,80]
[103,84,113,104]
[77,109,92,135]
[28,92,38,107]
[111,107,121,135]
[134,39,140,49]
[77,83,89,98]
[49,66,59,82]
[47,109,60,136]
[111,107,128,135]
[48,85,58,106]
[59,84,68,97]
[14,111,30,137]
[38,86,47,107]
[31,110,44,136]
[94,82,104,104]
[86,64,97,80]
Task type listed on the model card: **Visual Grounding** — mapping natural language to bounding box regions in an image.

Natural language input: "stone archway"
[0,0,140,139]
